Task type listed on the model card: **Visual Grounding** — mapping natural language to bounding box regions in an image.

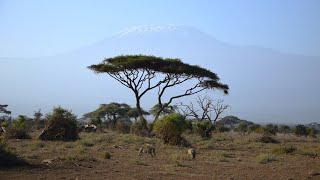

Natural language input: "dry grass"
[0,130,319,179]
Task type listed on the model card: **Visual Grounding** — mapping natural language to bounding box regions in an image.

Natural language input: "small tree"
[85,103,131,128]
[179,95,229,125]
[89,55,229,131]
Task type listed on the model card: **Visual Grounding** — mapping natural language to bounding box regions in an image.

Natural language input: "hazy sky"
[1,0,320,58]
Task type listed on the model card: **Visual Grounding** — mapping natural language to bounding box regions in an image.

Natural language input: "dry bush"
[272,144,297,154]
[256,153,277,164]
[256,135,279,144]
[130,120,150,137]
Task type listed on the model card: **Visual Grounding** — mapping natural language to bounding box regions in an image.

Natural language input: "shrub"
[153,113,187,145]
[264,124,278,135]
[256,154,277,164]
[215,125,230,133]
[130,119,150,137]
[235,122,248,134]
[0,141,28,167]
[307,128,317,138]
[6,115,31,139]
[294,125,308,136]
[90,116,102,127]
[115,118,132,134]
[272,145,297,154]
[254,126,266,134]
[257,135,279,144]
[184,119,193,133]
[1,119,10,128]
[248,124,261,133]
[39,107,79,141]
[103,152,111,159]
[193,121,213,138]
[278,125,291,134]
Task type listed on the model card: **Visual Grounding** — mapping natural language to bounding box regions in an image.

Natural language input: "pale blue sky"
[1,0,319,58]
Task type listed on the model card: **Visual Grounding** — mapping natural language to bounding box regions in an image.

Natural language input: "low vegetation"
[256,153,277,164]
[5,115,31,139]
[39,107,79,141]
[153,113,188,146]
[0,140,27,167]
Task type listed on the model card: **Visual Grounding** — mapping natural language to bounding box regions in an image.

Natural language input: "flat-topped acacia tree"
[0,105,11,115]
[88,55,229,129]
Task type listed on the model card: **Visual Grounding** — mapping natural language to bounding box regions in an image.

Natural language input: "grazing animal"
[188,148,196,159]
[138,144,156,157]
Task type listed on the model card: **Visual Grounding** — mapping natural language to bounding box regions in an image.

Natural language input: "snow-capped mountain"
[1,25,319,123]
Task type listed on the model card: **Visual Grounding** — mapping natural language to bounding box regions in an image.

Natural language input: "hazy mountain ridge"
[1,25,319,124]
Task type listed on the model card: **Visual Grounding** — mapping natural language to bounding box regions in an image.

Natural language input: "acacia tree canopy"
[88,55,229,126]
[84,103,149,126]
[0,105,11,115]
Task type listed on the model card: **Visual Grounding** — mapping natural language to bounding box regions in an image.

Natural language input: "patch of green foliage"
[39,107,79,141]
[193,120,213,138]
[153,113,188,145]
[6,115,31,139]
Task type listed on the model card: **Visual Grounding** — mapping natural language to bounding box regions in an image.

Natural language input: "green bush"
[248,124,261,133]
[307,127,317,138]
[153,113,187,145]
[1,119,10,128]
[193,121,213,138]
[0,141,28,167]
[39,107,79,141]
[254,126,265,134]
[6,115,31,139]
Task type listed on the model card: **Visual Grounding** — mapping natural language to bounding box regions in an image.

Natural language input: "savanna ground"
[1,130,320,180]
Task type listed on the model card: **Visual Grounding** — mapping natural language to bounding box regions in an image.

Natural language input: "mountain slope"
[1,25,319,123]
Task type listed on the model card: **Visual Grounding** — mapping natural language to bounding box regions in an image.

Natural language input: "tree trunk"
[135,94,147,129]
[153,104,165,123]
